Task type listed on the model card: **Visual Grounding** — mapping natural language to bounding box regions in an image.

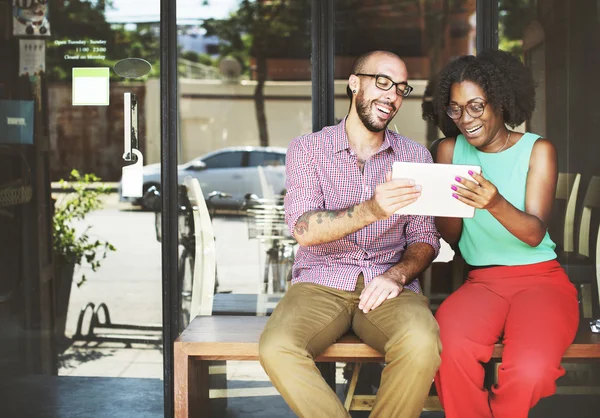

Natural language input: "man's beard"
[355,92,395,133]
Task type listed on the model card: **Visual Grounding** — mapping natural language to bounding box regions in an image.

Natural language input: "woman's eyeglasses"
[445,101,487,120]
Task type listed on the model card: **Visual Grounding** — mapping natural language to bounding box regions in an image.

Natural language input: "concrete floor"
[1,375,600,418]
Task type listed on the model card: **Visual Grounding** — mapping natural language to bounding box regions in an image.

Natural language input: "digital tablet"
[391,161,482,218]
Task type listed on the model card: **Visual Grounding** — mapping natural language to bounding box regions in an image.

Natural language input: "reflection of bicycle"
[244,193,296,294]
[144,185,230,332]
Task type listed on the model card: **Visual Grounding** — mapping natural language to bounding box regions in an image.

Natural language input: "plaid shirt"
[285,119,440,293]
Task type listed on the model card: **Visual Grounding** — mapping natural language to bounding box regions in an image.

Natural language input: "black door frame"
[159,1,498,416]
[160,0,179,417]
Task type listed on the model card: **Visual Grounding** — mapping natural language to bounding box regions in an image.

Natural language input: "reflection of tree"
[498,0,536,58]
[46,0,160,81]
[334,0,474,145]
[203,1,311,147]
[412,0,472,146]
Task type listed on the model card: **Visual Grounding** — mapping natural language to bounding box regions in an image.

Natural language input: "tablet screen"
[392,161,482,218]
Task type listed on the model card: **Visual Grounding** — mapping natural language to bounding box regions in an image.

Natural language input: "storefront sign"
[53,39,108,61]
[0,100,34,145]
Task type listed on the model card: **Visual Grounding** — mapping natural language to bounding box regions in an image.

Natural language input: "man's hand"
[366,171,422,220]
[358,274,405,313]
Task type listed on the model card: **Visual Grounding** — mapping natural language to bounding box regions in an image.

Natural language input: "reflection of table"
[212,293,282,316]
[422,239,456,299]
[435,239,455,263]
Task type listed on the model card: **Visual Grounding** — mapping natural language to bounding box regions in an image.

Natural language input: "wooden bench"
[174,315,600,417]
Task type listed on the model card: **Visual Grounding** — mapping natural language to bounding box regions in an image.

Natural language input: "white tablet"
[392,161,482,218]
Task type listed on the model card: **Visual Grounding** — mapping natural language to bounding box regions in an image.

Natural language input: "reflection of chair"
[550,172,581,252]
[246,197,295,294]
[185,177,217,317]
[559,176,600,318]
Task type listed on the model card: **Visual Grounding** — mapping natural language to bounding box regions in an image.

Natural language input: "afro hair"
[430,49,536,129]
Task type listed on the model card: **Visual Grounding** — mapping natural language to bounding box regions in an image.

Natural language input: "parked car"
[120,146,287,210]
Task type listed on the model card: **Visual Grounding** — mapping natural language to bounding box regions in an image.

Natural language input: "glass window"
[174,0,311,330]
[173,4,312,413]
[499,3,600,409]
[202,151,244,169]
[335,0,477,148]
[499,0,600,250]
[247,151,286,167]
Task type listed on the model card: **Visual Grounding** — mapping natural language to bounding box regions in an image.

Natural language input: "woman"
[429,49,579,418]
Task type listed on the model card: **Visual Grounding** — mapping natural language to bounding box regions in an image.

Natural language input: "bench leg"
[344,363,362,410]
[317,362,336,391]
[174,343,210,418]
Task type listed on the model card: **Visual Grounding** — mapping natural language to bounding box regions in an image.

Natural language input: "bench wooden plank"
[176,316,384,362]
[491,324,600,359]
[176,315,600,360]
[174,315,600,417]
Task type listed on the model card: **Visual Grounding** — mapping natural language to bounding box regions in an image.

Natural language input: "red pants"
[435,260,579,418]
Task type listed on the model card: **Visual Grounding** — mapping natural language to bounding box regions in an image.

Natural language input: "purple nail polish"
[455,176,461,182]
[468,170,474,175]
[451,185,458,191]
[452,193,458,199]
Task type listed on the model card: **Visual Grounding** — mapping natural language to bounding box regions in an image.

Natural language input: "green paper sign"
[72,67,109,106]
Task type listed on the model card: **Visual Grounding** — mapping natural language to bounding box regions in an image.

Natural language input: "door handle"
[123,92,138,162]
[121,92,144,197]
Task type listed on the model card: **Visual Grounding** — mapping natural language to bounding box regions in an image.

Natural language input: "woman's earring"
[352,89,356,94]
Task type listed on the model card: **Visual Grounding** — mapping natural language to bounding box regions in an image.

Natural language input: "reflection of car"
[120,146,287,210]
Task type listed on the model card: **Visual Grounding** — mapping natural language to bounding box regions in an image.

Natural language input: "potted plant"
[52,169,116,339]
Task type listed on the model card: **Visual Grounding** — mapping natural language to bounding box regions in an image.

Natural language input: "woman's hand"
[452,170,504,210]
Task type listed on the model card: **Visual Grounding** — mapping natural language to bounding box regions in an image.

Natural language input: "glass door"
[0,1,168,416]
[49,0,165,378]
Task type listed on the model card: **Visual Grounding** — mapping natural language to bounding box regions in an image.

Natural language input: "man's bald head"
[346,51,406,99]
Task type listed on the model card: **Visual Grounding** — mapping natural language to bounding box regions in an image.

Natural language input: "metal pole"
[160,0,179,416]
[476,0,499,52]
[312,0,335,131]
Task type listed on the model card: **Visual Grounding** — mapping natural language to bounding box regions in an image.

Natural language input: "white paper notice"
[121,149,144,198]
[72,67,109,106]
[19,40,46,76]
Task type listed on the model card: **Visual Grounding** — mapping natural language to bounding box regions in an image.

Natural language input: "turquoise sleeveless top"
[452,132,557,266]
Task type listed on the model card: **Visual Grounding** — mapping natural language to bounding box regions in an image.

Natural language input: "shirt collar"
[332,118,350,153]
[332,117,394,154]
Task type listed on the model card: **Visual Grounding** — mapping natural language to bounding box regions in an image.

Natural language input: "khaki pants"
[259,275,442,418]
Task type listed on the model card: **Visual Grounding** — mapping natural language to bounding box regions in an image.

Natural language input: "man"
[259,51,441,418]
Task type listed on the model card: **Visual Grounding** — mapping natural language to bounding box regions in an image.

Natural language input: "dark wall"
[540,0,600,181]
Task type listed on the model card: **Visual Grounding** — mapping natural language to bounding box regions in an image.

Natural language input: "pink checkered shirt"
[284,119,441,293]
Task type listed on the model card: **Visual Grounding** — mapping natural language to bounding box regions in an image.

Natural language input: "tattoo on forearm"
[295,212,312,235]
[295,207,355,235]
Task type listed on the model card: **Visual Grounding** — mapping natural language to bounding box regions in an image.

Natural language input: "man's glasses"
[445,101,487,120]
[354,73,413,98]
[15,0,47,8]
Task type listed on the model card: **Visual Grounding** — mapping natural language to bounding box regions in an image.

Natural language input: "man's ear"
[348,74,359,93]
